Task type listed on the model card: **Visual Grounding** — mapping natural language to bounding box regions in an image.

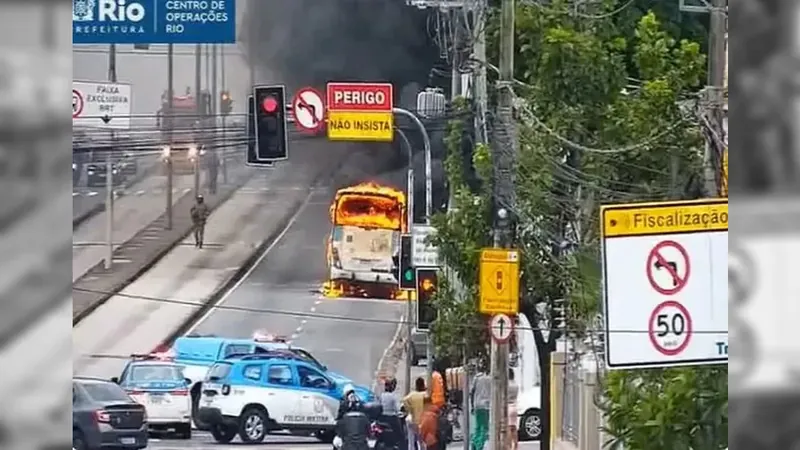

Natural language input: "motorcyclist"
[335,385,370,450]
[378,378,404,449]
[337,384,364,421]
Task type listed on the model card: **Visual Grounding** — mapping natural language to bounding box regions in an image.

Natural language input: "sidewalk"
[73,169,321,379]
[72,172,196,282]
[72,164,254,323]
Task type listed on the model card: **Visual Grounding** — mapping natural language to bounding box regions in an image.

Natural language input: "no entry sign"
[646,240,691,295]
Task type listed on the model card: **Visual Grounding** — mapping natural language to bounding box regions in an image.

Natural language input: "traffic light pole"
[395,126,415,396]
[392,108,432,222]
[165,43,174,230]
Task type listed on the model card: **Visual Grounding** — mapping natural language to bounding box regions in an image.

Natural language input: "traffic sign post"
[72,80,131,129]
[600,198,728,370]
[326,83,394,142]
[292,87,325,133]
[489,313,514,343]
[478,248,520,315]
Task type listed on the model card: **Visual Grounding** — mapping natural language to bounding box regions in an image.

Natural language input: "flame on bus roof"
[330,182,406,231]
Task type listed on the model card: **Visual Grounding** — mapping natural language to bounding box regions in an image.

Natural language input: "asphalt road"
[188,141,410,389]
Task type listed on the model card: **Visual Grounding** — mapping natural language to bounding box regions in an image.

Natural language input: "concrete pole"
[104,44,118,271]
[704,0,727,195]
[490,0,516,447]
[220,44,228,183]
[166,44,174,230]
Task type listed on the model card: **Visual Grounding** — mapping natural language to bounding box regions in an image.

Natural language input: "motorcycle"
[331,422,379,449]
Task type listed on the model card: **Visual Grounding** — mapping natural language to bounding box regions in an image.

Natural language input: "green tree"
[430,5,723,449]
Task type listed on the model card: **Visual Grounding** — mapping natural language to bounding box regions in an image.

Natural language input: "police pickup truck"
[196,353,354,444]
[166,334,373,428]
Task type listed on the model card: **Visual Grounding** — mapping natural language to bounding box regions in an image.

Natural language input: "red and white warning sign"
[646,240,690,295]
[72,88,84,119]
[488,313,514,343]
[648,300,692,356]
[291,87,325,132]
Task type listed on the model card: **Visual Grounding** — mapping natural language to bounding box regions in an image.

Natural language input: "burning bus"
[155,89,212,174]
[324,182,406,299]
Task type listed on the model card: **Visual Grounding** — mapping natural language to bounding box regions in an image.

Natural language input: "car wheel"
[210,424,237,443]
[238,407,269,443]
[72,429,88,450]
[176,423,192,439]
[519,409,542,441]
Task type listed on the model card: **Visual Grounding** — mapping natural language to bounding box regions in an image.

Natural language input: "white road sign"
[601,199,728,370]
[489,313,514,343]
[292,87,325,132]
[72,80,131,129]
[411,224,439,267]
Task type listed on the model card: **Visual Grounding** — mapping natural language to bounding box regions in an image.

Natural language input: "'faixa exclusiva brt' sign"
[326,82,394,142]
[72,0,236,44]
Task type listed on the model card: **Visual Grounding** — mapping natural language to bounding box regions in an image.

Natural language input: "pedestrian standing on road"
[419,396,442,450]
[470,361,492,450]
[403,377,427,450]
[190,195,210,248]
[508,368,520,450]
[379,378,404,448]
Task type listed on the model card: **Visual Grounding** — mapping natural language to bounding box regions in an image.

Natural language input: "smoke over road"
[241,0,440,93]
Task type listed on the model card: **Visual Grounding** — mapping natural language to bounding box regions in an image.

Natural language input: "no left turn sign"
[292,87,325,133]
[72,89,84,118]
[648,300,692,356]
[646,240,690,295]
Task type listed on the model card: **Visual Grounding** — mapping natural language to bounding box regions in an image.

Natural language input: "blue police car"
[167,334,373,428]
[196,353,360,443]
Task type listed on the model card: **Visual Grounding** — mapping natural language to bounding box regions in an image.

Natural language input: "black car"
[72,377,148,450]
[85,159,126,187]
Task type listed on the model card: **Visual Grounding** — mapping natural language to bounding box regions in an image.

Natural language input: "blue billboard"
[73,0,236,44]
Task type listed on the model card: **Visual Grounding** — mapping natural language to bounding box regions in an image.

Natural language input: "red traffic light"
[262,96,279,113]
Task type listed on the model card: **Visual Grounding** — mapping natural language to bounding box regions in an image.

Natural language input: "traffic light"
[220,90,233,115]
[253,85,289,162]
[397,234,415,289]
[246,95,272,167]
[416,268,438,331]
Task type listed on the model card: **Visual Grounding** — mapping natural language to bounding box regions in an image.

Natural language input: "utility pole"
[104,44,118,271]
[473,0,488,145]
[166,44,174,230]
[490,1,516,450]
[451,10,462,99]
[194,44,202,197]
[220,44,228,183]
[705,0,727,195]
[211,44,219,193]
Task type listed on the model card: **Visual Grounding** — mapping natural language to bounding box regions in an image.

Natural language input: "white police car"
[196,354,372,444]
[112,354,192,439]
[166,333,372,428]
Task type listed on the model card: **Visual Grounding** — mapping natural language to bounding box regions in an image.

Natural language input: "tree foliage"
[430,3,725,448]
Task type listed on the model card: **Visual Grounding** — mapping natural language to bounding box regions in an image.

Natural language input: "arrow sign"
[489,313,514,343]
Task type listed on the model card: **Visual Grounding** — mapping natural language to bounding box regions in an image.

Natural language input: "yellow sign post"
[479,248,520,314]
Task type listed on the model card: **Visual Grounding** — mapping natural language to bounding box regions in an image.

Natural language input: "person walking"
[403,377,427,450]
[508,368,520,450]
[470,361,492,450]
[190,195,210,248]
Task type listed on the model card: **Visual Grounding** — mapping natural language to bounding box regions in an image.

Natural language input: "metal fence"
[552,351,608,450]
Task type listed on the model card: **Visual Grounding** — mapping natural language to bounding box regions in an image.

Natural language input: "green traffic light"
[404,269,414,281]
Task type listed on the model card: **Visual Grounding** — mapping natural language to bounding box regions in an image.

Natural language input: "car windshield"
[291,348,326,370]
[127,364,184,382]
[82,382,131,402]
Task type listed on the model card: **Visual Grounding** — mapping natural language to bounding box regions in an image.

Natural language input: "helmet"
[343,383,355,396]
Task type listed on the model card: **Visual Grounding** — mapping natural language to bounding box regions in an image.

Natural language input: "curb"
[72,163,161,228]
[72,171,254,325]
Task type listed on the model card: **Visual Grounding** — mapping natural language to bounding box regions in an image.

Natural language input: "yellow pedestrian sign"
[479,248,520,314]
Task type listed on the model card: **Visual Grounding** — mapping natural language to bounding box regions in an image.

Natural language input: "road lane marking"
[184,189,317,335]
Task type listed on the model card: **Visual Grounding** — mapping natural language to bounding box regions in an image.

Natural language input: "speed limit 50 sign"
[600,199,728,370]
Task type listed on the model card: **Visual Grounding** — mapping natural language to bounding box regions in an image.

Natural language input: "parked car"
[72,377,148,450]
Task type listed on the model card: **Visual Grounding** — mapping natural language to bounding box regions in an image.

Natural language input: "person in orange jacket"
[419,396,441,450]
[430,361,446,409]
